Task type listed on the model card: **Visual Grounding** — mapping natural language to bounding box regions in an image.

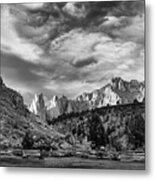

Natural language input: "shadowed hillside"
[51,102,145,152]
[0,76,64,150]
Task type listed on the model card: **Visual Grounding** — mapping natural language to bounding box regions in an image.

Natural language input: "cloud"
[1,52,47,93]
[100,15,144,43]
[44,80,101,99]
[22,3,44,10]
[1,5,43,63]
[71,57,98,68]
[2,1,144,57]
[0,1,145,105]
[63,2,87,19]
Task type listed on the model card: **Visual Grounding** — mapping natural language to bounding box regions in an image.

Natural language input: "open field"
[0,156,145,170]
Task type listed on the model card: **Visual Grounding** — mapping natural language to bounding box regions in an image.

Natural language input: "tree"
[22,131,34,149]
[88,113,108,148]
[128,114,145,149]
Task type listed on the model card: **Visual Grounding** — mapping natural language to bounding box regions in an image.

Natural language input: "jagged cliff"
[29,93,46,121]
[76,77,145,107]
[0,76,145,154]
[0,76,63,149]
[29,77,145,121]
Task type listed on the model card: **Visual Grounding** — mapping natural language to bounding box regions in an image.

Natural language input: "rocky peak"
[0,76,3,85]
[30,93,45,113]
[77,92,91,102]
[59,95,68,103]
[130,79,139,87]
[53,95,58,103]
[0,76,28,116]
[0,77,25,111]
[29,93,46,121]
[0,76,5,88]
[28,77,145,120]
[111,77,126,91]
[46,95,59,110]
[37,93,45,108]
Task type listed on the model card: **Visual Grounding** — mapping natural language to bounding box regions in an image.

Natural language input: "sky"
[0,1,145,105]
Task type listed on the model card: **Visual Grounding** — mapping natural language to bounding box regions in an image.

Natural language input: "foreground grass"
[0,156,145,170]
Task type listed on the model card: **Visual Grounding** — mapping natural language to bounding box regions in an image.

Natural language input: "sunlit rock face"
[46,95,58,110]
[76,84,121,109]
[29,93,46,121]
[46,95,69,119]
[76,77,145,108]
[111,77,145,104]
[29,77,145,120]
[100,85,121,106]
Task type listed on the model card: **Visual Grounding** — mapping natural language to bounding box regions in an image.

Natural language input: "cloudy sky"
[0,1,145,105]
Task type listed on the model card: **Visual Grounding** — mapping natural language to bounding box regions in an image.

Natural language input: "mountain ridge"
[0,76,145,155]
[29,77,145,121]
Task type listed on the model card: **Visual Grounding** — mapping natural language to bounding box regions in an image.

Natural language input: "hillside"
[0,76,145,160]
[51,102,145,152]
[0,76,64,150]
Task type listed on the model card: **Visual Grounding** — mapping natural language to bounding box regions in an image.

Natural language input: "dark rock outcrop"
[0,76,4,87]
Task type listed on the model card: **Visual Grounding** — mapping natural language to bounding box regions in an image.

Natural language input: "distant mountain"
[76,77,145,108]
[29,77,145,121]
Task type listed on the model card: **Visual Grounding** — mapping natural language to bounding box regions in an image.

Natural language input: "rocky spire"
[29,93,46,121]
[111,77,126,91]
[0,76,5,88]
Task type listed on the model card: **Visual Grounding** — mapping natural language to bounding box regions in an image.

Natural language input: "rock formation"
[76,77,145,109]
[0,77,63,149]
[29,77,145,121]
[0,76,145,155]
[0,76,5,87]
[29,93,46,121]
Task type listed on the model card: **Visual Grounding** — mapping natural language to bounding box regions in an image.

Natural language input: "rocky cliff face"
[76,84,121,108]
[0,76,28,117]
[0,76,5,87]
[29,93,46,121]
[0,76,145,154]
[0,77,63,149]
[29,77,145,121]
[111,77,145,104]
[76,77,145,108]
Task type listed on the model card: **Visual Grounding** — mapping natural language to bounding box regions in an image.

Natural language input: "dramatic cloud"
[71,57,98,68]
[0,1,145,105]
[1,5,43,63]
[100,15,144,43]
